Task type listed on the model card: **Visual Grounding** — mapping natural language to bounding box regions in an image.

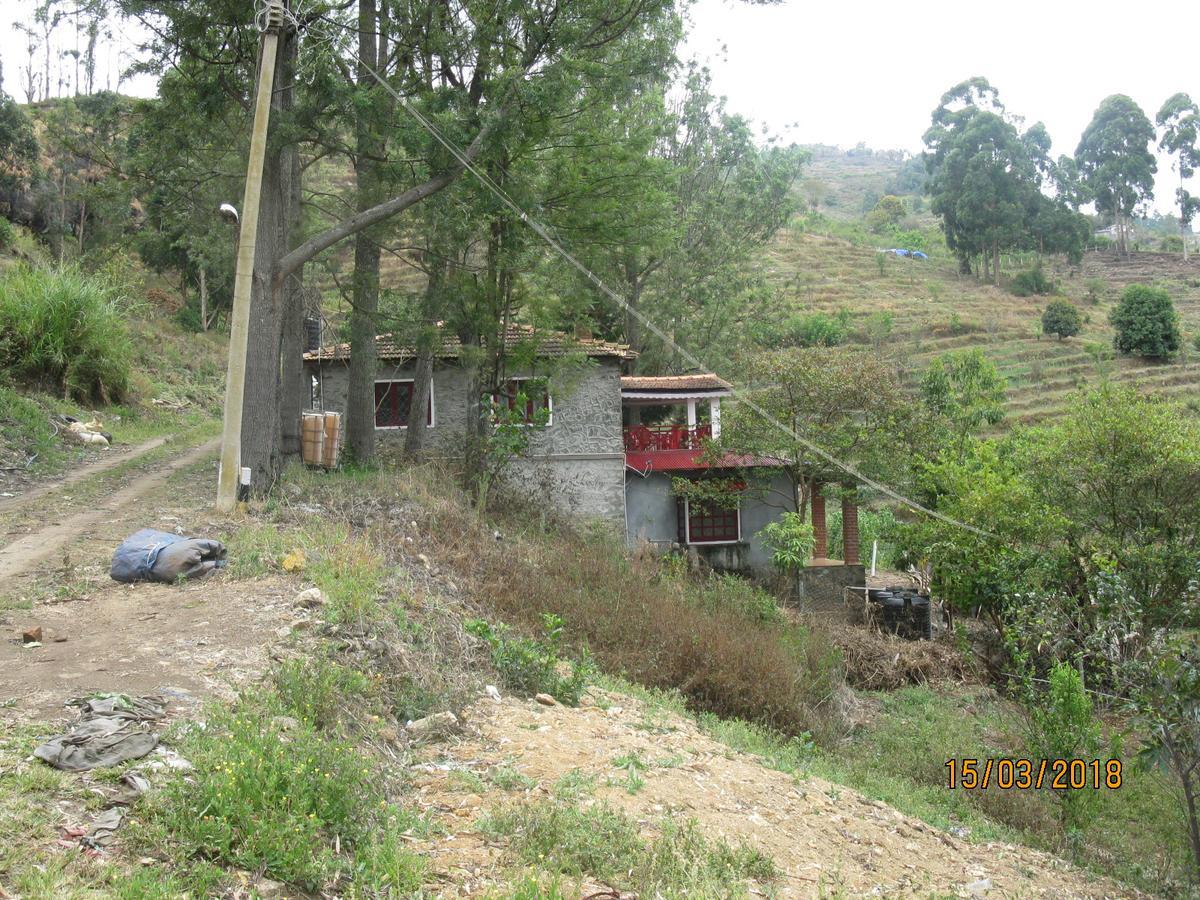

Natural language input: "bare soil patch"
[406,689,1141,898]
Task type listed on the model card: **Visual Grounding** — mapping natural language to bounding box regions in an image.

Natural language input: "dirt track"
[0,437,219,582]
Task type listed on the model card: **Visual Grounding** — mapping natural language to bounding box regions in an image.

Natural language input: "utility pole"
[216,0,284,511]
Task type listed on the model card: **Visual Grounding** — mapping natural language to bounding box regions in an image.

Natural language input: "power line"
[290,5,997,540]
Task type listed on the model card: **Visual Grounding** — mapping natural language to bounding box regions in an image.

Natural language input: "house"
[303,326,857,579]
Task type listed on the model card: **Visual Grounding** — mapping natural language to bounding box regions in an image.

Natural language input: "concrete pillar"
[709,398,721,438]
[841,495,860,565]
[686,399,697,429]
[811,489,827,560]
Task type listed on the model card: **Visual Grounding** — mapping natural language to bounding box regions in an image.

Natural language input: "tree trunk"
[199,266,208,332]
[239,24,298,494]
[345,0,385,464]
[278,109,305,462]
[404,261,443,456]
[992,244,1000,287]
[347,233,380,461]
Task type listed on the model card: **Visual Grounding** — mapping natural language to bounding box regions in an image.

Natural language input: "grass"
[0,265,133,403]
[480,798,777,896]
[801,685,1192,897]
[131,680,426,895]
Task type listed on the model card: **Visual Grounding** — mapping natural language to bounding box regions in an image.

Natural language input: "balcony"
[623,423,712,452]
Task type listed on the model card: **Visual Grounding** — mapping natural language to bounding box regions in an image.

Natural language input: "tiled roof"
[620,374,732,392]
[303,323,636,362]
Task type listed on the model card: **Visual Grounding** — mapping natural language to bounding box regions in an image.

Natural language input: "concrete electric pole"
[216,0,284,511]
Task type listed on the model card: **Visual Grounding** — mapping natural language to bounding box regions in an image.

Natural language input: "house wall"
[623,470,796,576]
[305,358,625,521]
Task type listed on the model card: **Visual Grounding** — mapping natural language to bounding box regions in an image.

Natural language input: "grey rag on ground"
[110,528,227,583]
[34,694,166,771]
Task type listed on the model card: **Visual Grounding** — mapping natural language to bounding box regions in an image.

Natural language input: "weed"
[482,799,778,896]
[134,690,423,892]
[491,766,537,791]
[272,656,380,731]
[551,769,597,801]
[466,614,592,706]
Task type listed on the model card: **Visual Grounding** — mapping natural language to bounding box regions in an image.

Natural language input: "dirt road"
[0,437,219,582]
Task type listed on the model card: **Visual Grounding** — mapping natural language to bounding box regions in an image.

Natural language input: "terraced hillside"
[762,226,1200,426]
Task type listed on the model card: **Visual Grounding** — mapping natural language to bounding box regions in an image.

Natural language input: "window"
[492,378,552,426]
[684,499,741,544]
[374,380,434,429]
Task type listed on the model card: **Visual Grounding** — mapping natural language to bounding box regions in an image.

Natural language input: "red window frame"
[492,378,551,425]
[374,381,432,429]
[685,499,741,544]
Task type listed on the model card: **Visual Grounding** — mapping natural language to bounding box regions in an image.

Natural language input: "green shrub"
[0,217,14,250]
[758,511,815,573]
[1024,663,1104,831]
[0,265,132,402]
[467,613,592,705]
[756,310,850,348]
[1083,277,1107,304]
[1041,299,1083,340]
[1109,283,1181,358]
[1010,262,1054,297]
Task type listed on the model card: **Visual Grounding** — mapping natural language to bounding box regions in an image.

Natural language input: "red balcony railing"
[623,423,711,452]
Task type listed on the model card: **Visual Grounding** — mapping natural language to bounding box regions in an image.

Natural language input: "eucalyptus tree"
[1157,93,1200,260]
[1075,94,1156,255]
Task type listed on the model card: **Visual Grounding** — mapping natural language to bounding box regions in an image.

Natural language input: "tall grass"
[0,265,133,402]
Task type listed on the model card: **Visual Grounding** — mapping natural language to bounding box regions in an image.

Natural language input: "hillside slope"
[763,227,1200,425]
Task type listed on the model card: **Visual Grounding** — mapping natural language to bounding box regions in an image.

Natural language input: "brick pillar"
[811,489,827,560]
[841,496,860,565]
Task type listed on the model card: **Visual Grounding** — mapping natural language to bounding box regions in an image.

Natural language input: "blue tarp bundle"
[110,529,227,583]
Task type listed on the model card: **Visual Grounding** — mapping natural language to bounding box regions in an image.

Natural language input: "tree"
[865,194,905,233]
[1156,93,1200,261]
[121,0,683,487]
[1041,299,1082,340]
[1076,95,1156,255]
[919,348,1006,457]
[716,346,912,513]
[0,92,37,218]
[923,78,1064,283]
[1109,283,1180,358]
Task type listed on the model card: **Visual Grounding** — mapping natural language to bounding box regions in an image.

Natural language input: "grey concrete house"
[303,326,840,577]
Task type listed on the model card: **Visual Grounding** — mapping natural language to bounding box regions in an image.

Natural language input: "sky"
[3,0,1197,214]
[683,0,1199,215]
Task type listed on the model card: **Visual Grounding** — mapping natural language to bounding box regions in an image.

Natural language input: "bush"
[1010,263,1054,297]
[0,217,14,250]
[1109,284,1181,359]
[466,614,592,706]
[758,511,815,573]
[0,265,132,402]
[472,531,846,743]
[1041,299,1083,340]
[1083,277,1107,304]
[1024,663,1104,831]
[785,311,849,347]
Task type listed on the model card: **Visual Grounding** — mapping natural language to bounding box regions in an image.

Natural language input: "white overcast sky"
[3,0,1197,214]
[683,0,1200,214]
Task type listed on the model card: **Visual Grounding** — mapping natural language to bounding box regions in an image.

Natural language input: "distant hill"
[761,225,1200,427]
[796,144,927,220]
